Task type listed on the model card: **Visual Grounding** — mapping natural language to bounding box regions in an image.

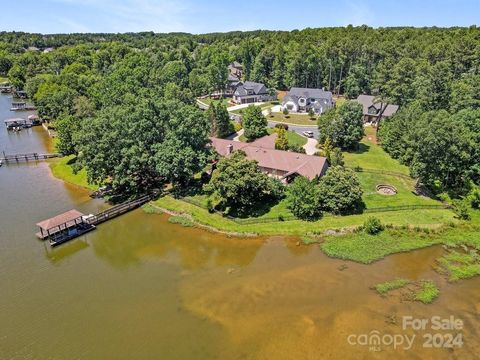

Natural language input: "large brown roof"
[36,209,85,231]
[209,136,328,180]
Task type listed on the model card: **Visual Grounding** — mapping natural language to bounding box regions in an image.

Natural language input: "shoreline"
[144,195,480,267]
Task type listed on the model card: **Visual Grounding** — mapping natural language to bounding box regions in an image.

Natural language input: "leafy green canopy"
[242,105,267,141]
[204,151,281,216]
[318,101,364,149]
[75,100,211,194]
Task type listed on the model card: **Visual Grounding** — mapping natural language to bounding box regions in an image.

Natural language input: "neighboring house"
[282,87,334,114]
[225,74,242,96]
[209,134,329,183]
[228,61,243,78]
[356,95,399,123]
[233,81,274,104]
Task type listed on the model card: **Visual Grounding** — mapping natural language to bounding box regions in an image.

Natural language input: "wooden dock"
[0,152,62,164]
[85,194,153,225]
[35,193,156,247]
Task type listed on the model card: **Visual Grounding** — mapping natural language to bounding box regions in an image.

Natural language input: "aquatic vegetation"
[436,249,480,281]
[373,278,439,304]
[322,224,480,264]
[168,215,194,227]
[414,280,439,304]
[374,278,410,295]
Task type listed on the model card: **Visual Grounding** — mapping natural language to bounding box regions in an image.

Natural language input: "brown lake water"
[0,93,479,359]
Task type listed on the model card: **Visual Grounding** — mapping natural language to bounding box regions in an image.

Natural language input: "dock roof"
[36,210,85,231]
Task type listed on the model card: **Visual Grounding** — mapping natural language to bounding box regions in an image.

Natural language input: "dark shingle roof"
[234,81,267,96]
[288,87,333,101]
[356,95,399,117]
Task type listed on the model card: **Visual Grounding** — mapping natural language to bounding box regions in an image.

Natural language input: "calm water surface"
[0,93,479,359]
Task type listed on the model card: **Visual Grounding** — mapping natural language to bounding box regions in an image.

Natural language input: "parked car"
[302,131,314,138]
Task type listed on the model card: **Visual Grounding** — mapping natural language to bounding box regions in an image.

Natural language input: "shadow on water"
[79,210,266,270]
[43,237,90,265]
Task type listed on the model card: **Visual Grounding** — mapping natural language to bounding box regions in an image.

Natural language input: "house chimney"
[226,144,233,155]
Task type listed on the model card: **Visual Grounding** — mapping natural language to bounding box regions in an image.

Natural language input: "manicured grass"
[266,128,307,147]
[374,278,411,295]
[267,111,318,126]
[49,155,98,191]
[344,127,410,174]
[150,195,456,236]
[0,76,8,84]
[321,224,480,264]
[414,280,439,304]
[239,129,307,147]
[436,249,480,281]
[357,172,439,208]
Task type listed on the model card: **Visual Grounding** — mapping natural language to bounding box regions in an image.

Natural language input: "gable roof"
[356,95,399,117]
[209,135,328,180]
[234,81,267,96]
[36,209,85,231]
[287,87,333,101]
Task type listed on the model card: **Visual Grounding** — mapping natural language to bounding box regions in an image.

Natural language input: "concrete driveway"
[303,137,319,155]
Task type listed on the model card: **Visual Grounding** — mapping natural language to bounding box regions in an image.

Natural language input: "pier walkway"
[35,193,156,246]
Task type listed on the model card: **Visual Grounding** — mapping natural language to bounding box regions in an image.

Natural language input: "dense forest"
[0,26,479,198]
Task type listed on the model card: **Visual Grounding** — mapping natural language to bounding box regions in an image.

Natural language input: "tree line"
[0,26,479,199]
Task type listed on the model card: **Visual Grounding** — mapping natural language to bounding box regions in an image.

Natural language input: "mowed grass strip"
[151,196,455,236]
[267,111,318,126]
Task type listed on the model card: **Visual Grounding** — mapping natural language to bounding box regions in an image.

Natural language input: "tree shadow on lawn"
[225,198,281,219]
[344,142,370,155]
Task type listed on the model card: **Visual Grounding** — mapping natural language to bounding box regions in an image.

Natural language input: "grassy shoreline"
[49,155,98,191]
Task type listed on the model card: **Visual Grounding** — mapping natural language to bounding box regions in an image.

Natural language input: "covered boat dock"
[4,118,33,129]
[36,210,96,246]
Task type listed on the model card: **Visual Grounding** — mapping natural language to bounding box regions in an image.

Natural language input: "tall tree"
[243,105,267,141]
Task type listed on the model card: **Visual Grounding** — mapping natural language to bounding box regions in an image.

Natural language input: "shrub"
[232,121,242,132]
[286,176,322,221]
[469,188,480,209]
[363,217,385,235]
[288,143,306,154]
[268,177,286,200]
[283,107,289,115]
[274,123,289,131]
[318,166,364,214]
[452,200,471,220]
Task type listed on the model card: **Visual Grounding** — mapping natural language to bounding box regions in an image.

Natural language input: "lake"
[0,93,478,359]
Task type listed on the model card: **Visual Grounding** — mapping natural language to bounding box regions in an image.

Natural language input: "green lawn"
[239,129,307,147]
[150,195,455,236]
[344,127,410,174]
[357,172,439,208]
[266,128,307,147]
[49,155,98,191]
[0,76,8,84]
[267,111,318,126]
